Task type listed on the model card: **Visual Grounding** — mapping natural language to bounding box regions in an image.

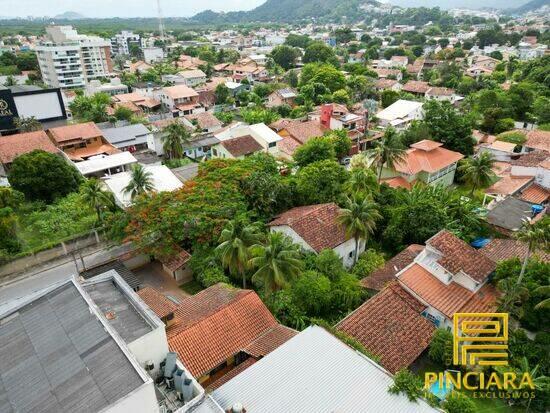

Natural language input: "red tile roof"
[381,176,413,190]
[206,358,257,391]
[485,175,533,196]
[361,245,423,291]
[268,203,349,252]
[394,140,464,175]
[160,249,191,272]
[185,112,222,129]
[481,238,550,263]
[525,130,550,152]
[137,286,178,319]
[221,135,263,157]
[520,183,549,204]
[167,285,279,377]
[427,230,496,283]
[163,85,199,100]
[280,120,326,144]
[0,130,58,164]
[337,282,435,374]
[48,122,103,144]
[398,264,496,319]
[426,87,454,96]
[511,150,549,167]
[402,80,430,94]
[243,324,297,358]
[411,139,443,151]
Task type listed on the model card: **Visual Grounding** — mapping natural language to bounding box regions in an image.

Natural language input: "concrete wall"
[106,381,159,413]
[128,326,170,378]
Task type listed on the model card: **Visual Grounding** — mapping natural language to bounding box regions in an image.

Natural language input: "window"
[348,251,354,258]
[268,142,276,148]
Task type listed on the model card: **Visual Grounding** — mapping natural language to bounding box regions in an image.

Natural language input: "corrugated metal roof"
[212,326,440,413]
[80,260,141,291]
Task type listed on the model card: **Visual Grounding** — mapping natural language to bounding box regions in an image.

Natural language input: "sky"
[0,0,265,18]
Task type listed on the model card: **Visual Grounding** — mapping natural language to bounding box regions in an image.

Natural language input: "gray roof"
[171,163,199,183]
[0,280,146,413]
[84,277,153,344]
[101,124,151,148]
[212,326,440,413]
[487,197,534,231]
[80,260,141,291]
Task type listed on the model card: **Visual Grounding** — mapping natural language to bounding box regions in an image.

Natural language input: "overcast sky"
[0,0,265,18]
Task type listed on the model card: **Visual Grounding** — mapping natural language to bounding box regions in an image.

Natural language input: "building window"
[348,251,354,258]
[268,142,276,148]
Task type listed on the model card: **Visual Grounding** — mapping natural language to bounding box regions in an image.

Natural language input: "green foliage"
[381,89,400,108]
[69,93,111,123]
[388,370,424,402]
[300,63,346,93]
[293,137,336,167]
[196,266,230,288]
[215,111,234,125]
[0,207,20,254]
[291,270,332,316]
[294,160,348,205]
[352,249,385,279]
[428,328,453,367]
[442,393,476,413]
[270,45,301,70]
[315,249,346,281]
[8,150,82,203]
[14,116,42,132]
[240,169,294,220]
[303,41,338,66]
[0,187,24,209]
[114,106,134,121]
[214,83,231,104]
[240,108,280,125]
[497,131,527,146]
[458,151,496,194]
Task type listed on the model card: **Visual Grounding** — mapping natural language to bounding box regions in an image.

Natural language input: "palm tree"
[14,116,42,132]
[458,151,496,196]
[345,167,378,195]
[366,128,406,183]
[249,232,303,294]
[161,122,192,160]
[81,179,108,222]
[216,219,264,289]
[338,194,382,265]
[534,286,550,310]
[514,357,549,412]
[515,218,549,286]
[123,164,154,200]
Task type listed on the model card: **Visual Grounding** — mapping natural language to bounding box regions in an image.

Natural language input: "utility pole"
[157,0,165,42]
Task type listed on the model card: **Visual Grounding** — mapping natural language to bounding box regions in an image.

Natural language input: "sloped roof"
[485,175,533,196]
[163,84,199,100]
[381,176,414,190]
[481,238,550,263]
[337,282,434,374]
[268,203,349,252]
[525,130,550,152]
[221,135,263,157]
[0,130,58,164]
[394,140,464,175]
[361,245,423,291]
[402,80,430,94]
[137,286,179,319]
[520,183,549,204]
[243,324,298,358]
[185,112,222,129]
[511,150,549,167]
[48,122,103,143]
[160,249,192,272]
[279,119,326,144]
[426,230,496,283]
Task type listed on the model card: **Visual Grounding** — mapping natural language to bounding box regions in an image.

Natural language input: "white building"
[376,100,424,129]
[85,78,129,96]
[111,30,141,56]
[36,25,113,89]
[212,122,282,158]
[73,151,138,178]
[143,47,164,64]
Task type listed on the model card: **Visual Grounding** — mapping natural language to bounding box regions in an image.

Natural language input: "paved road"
[0,243,133,310]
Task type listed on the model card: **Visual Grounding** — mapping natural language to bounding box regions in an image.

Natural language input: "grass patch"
[180,280,204,295]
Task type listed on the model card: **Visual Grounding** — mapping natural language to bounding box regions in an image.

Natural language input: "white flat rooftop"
[74,152,137,176]
[377,100,423,121]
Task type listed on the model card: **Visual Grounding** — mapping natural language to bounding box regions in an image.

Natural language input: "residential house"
[85,78,128,96]
[376,99,424,129]
[402,80,430,96]
[159,249,192,284]
[143,46,164,63]
[140,283,297,387]
[112,92,161,112]
[481,238,550,264]
[466,56,499,78]
[185,112,223,133]
[486,196,545,235]
[100,123,153,151]
[128,60,153,74]
[104,164,183,207]
[176,55,206,70]
[425,87,457,103]
[0,130,59,178]
[380,140,464,189]
[229,62,269,84]
[374,78,402,93]
[395,230,498,328]
[479,140,519,162]
[266,88,297,108]
[373,68,403,81]
[211,135,264,159]
[178,69,207,88]
[73,151,138,178]
[159,85,202,115]
[212,122,282,159]
[522,130,550,153]
[210,326,440,413]
[348,49,367,63]
[510,150,550,190]
[270,118,327,159]
[337,282,435,374]
[268,203,361,268]
[47,122,120,161]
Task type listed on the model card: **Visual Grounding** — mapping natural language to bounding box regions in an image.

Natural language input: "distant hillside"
[54,11,86,20]
[511,0,550,13]
[387,0,531,9]
[191,0,381,23]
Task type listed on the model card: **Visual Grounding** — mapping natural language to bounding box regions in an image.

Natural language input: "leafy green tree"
[458,151,496,195]
[216,217,263,288]
[114,106,134,121]
[303,42,338,66]
[345,167,378,196]
[532,96,550,124]
[315,249,346,281]
[515,219,549,287]
[240,108,280,125]
[295,160,348,205]
[332,89,350,105]
[291,270,331,316]
[428,328,453,367]
[329,130,352,159]
[123,164,154,200]
[423,100,475,155]
[388,370,423,402]
[442,394,476,413]
[352,249,385,279]
[366,128,407,183]
[8,150,81,203]
[294,137,336,167]
[534,286,550,310]
[300,63,346,92]
[81,178,112,222]
[161,122,191,160]
[270,45,300,70]
[13,116,42,132]
[69,93,111,123]
[285,34,312,49]
[381,90,400,108]
[338,194,381,265]
[0,207,20,254]
[331,273,363,312]
[249,231,303,294]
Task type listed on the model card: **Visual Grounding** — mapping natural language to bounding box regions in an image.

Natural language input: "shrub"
[388,369,424,402]
[442,393,476,413]
[315,249,345,281]
[352,249,385,279]
[428,328,453,367]
[497,130,527,146]
[197,266,230,288]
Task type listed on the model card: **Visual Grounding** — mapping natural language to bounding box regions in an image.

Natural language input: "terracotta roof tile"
[380,176,414,190]
[402,80,430,94]
[520,183,549,204]
[398,264,496,319]
[163,85,199,100]
[268,203,349,252]
[243,324,298,358]
[280,120,326,144]
[485,175,533,196]
[221,135,263,157]
[160,249,191,272]
[426,87,454,96]
[481,238,550,263]
[137,286,178,319]
[185,112,222,129]
[375,78,400,89]
[394,140,464,175]
[511,150,550,167]
[0,130,58,164]
[427,230,496,283]
[48,122,103,144]
[167,285,278,377]
[361,245,423,291]
[525,130,550,152]
[373,68,401,78]
[277,135,302,156]
[337,282,435,374]
[206,358,257,391]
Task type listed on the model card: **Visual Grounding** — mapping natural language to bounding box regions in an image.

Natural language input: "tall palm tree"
[366,128,406,183]
[249,232,303,294]
[514,357,549,412]
[81,178,108,222]
[515,218,549,286]
[338,194,382,265]
[534,286,550,310]
[345,167,378,195]
[162,122,192,160]
[123,164,154,200]
[216,219,264,289]
[14,116,42,132]
[458,151,496,196]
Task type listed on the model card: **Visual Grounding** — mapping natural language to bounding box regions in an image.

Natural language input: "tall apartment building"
[111,30,141,55]
[35,25,113,89]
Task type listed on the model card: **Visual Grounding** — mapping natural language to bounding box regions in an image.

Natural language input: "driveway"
[133,261,190,303]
